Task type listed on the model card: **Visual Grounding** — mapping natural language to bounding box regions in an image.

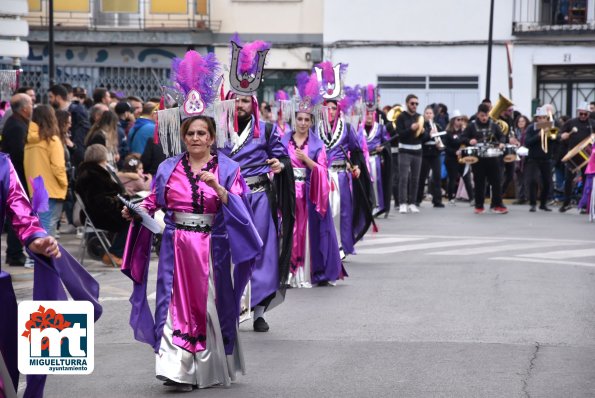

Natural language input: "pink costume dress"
[283,132,345,287]
[122,153,261,388]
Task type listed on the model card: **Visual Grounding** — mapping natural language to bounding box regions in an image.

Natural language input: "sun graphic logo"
[18,301,94,375]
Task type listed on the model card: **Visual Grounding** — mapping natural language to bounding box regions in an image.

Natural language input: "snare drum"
[562,137,593,173]
[482,146,503,158]
[460,146,479,164]
[502,144,518,163]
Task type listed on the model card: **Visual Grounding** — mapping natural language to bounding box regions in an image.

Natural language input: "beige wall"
[212,0,322,34]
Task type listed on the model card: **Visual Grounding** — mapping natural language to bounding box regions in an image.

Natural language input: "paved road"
[7,202,595,397]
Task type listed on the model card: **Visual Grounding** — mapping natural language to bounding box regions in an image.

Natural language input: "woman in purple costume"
[121,116,262,392]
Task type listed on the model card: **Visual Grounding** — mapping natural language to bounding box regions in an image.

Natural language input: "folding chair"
[74,193,118,268]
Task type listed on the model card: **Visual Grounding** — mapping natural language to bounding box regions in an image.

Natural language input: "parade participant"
[360,84,391,216]
[443,110,474,204]
[0,153,102,398]
[385,104,402,208]
[121,50,262,392]
[281,72,344,288]
[513,115,531,204]
[314,61,372,256]
[396,94,427,213]
[499,105,519,198]
[220,35,295,332]
[416,105,445,208]
[559,102,594,212]
[273,90,292,137]
[462,103,508,214]
[524,107,555,212]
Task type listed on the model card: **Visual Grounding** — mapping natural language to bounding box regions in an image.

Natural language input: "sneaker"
[433,203,445,208]
[448,199,456,205]
[253,317,269,332]
[529,206,536,212]
[399,204,408,214]
[492,206,508,214]
[474,207,485,214]
[24,258,34,268]
[408,204,420,213]
[559,205,571,213]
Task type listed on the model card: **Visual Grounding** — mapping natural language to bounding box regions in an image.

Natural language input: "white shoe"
[408,204,420,213]
[24,258,34,268]
[399,204,408,214]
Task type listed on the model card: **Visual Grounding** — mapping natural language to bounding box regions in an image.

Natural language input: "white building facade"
[324,0,595,118]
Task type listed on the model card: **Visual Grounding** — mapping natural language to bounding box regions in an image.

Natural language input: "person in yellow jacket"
[24,104,67,237]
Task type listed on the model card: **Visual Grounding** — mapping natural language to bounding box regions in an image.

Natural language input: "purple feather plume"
[275,90,289,101]
[30,175,49,213]
[296,72,323,106]
[238,40,271,76]
[339,85,360,114]
[316,61,348,85]
[171,50,220,108]
[366,84,375,104]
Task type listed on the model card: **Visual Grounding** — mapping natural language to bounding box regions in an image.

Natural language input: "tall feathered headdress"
[156,50,236,156]
[291,72,327,134]
[314,61,348,101]
[228,33,271,95]
[340,85,364,128]
[273,89,292,126]
[363,84,378,112]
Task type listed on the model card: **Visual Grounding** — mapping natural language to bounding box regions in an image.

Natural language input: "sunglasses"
[579,112,589,116]
[409,102,419,106]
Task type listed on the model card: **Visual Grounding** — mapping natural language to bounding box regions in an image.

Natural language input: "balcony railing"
[512,0,595,35]
[25,0,220,31]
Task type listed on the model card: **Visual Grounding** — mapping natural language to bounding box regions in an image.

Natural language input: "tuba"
[386,105,403,130]
[488,93,513,135]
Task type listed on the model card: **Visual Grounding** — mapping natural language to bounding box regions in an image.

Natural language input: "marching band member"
[396,94,427,213]
[559,102,594,212]
[121,50,262,391]
[462,103,508,214]
[315,61,372,257]
[220,35,295,332]
[524,107,554,212]
[281,72,344,288]
[416,105,445,208]
[443,110,474,204]
[360,84,392,217]
[498,104,519,198]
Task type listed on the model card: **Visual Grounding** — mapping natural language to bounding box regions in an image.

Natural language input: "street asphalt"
[6,200,595,397]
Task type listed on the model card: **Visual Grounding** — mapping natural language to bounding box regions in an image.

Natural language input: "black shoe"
[6,254,26,266]
[559,205,571,213]
[433,203,445,208]
[318,280,330,286]
[539,205,552,212]
[253,317,269,332]
[529,206,536,212]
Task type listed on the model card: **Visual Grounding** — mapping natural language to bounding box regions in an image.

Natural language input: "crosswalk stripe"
[356,237,425,248]
[356,239,495,255]
[518,248,595,260]
[491,256,595,267]
[430,241,580,256]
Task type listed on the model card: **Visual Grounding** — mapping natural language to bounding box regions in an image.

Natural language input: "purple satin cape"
[121,153,262,355]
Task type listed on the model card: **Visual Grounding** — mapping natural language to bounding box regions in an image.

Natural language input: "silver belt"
[244,174,270,193]
[293,167,306,181]
[398,143,422,150]
[391,147,399,154]
[330,160,347,171]
[174,212,215,232]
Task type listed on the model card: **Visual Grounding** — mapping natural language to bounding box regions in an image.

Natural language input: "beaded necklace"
[181,153,218,214]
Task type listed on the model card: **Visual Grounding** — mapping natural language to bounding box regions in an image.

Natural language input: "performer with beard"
[219,35,295,332]
[315,61,373,257]
[360,84,391,217]
[281,72,344,288]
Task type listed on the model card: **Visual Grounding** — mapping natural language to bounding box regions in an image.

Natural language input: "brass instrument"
[415,115,424,137]
[545,106,559,140]
[386,105,403,130]
[488,93,513,135]
[429,120,445,150]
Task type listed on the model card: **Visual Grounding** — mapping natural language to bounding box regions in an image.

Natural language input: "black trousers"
[391,152,399,206]
[445,156,474,201]
[501,160,515,197]
[472,157,503,209]
[525,159,552,207]
[4,219,24,259]
[417,155,442,205]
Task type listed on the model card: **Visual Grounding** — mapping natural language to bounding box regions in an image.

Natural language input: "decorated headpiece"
[229,34,271,95]
[363,84,378,112]
[156,50,236,156]
[314,61,348,101]
[290,72,327,135]
[273,89,292,126]
[340,85,364,128]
